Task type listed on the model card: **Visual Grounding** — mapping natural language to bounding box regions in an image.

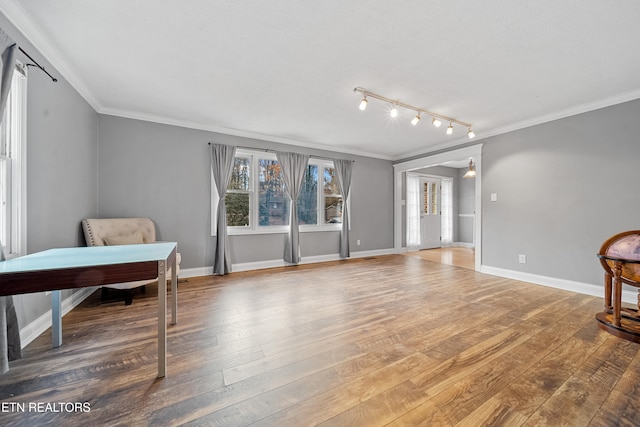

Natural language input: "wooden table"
[0,242,177,378]
[596,253,640,343]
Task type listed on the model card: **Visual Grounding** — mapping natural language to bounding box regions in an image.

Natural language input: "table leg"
[171,256,177,325]
[52,290,62,347]
[157,260,166,378]
[613,262,622,327]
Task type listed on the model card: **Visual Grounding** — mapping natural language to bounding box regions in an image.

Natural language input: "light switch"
[490,193,498,202]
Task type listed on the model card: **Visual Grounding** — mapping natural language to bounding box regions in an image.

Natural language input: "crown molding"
[394,88,640,161]
[99,106,394,161]
[0,0,102,111]
[3,0,640,163]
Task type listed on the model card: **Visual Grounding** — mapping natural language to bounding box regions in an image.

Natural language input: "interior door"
[420,177,441,250]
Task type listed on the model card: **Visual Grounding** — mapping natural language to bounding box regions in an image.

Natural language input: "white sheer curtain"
[406,174,420,250]
[441,177,453,246]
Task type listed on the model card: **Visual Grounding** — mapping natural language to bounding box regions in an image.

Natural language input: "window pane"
[323,167,340,195]
[431,182,438,215]
[324,167,342,224]
[259,159,289,226]
[228,157,250,191]
[325,195,342,223]
[225,192,249,226]
[297,165,318,225]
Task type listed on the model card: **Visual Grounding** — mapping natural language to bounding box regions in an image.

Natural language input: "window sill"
[227,224,341,236]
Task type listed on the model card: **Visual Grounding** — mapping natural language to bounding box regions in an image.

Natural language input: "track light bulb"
[446,122,453,135]
[390,105,398,118]
[359,96,368,111]
[467,128,475,139]
[432,117,442,127]
[411,114,421,126]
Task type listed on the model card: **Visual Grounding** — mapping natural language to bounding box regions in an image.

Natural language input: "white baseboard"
[180,248,397,276]
[452,242,475,248]
[178,266,213,278]
[480,265,635,304]
[19,287,98,348]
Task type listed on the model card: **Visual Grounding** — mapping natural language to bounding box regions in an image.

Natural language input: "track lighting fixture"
[353,87,474,139]
[359,96,368,111]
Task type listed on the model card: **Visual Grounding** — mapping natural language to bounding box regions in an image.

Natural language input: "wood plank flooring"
[404,247,475,270]
[0,254,638,426]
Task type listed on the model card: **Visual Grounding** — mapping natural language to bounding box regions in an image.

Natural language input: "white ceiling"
[3,1,640,160]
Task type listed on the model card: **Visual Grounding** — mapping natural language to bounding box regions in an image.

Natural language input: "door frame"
[393,144,483,271]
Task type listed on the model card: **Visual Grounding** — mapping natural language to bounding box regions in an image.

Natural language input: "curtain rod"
[208,142,354,163]
[18,47,57,82]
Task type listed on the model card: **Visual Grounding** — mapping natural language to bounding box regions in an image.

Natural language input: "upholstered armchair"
[81,218,181,305]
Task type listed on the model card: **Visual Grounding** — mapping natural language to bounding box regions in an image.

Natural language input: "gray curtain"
[0,28,17,120]
[334,159,353,258]
[276,151,309,264]
[210,143,236,275]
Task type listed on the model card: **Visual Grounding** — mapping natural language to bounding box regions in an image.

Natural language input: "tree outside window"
[324,167,342,223]
[217,150,345,233]
[259,159,288,226]
[225,156,250,226]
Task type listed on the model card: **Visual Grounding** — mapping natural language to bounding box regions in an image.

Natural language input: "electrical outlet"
[357,239,361,246]
[518,254,526,264]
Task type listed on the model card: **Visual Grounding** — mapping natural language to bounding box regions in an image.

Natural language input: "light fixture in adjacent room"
[463,159,476,178]
[359,96,368,111]
[353,87,474,138]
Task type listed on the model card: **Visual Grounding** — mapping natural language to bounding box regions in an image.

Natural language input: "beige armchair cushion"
[104,230,145,246]
[82,218,180,290]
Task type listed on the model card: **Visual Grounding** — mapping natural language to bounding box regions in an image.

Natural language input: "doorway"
[393,144,483,271]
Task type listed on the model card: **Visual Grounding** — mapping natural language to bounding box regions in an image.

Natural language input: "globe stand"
[596,230,640,343]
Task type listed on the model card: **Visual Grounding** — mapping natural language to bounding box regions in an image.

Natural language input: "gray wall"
[0,14,99,328]
[97,115,394,268]
[479,99,640,285]
[457,168,475,244]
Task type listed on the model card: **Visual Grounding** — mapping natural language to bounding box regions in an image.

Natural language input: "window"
[214,149,344,234]
[225,156,251,226]
[323,166,342,223]
[423,181,438,215]
[0,62,27,258]
[258,159,288,226]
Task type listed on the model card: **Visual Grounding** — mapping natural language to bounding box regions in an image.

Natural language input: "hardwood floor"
[405,247,475,270]
[0,254,638,426]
